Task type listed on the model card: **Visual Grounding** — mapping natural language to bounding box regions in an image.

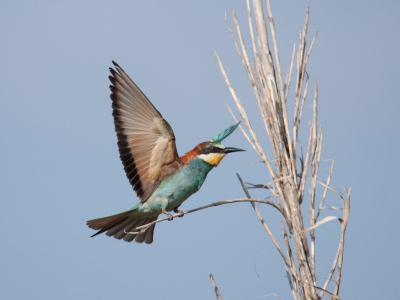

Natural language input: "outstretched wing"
[109,61,181,202]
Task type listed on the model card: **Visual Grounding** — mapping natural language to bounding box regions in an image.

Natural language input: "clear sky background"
[1,1,399,299]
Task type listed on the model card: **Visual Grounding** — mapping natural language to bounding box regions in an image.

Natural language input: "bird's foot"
[162,209,174,221]
[174,209,184,218]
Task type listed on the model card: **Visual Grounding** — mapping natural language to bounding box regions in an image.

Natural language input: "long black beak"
[221,147,245,154]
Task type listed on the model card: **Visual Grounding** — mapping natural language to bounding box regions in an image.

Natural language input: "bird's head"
[181,122,244,166]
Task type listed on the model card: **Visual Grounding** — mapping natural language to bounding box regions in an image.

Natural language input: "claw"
[162,208,173,221]
[174,207,184,218]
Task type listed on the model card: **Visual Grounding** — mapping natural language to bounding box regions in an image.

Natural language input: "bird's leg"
[173,206,184,218]
[162,208,174,221]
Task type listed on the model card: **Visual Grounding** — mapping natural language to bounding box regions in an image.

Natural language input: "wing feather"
[109,61,181,202]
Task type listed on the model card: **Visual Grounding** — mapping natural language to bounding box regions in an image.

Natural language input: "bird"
[87,61,244,244]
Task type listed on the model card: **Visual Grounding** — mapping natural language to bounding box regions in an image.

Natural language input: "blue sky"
[1,1,399,299]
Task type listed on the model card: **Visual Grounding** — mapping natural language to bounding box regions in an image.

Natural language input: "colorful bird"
[87,62,244,244]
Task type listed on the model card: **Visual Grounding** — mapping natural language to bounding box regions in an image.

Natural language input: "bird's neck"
[181,146,199,164]
[183,156,214,177]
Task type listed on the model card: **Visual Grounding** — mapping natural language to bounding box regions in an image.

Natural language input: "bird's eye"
[210,147,216,153]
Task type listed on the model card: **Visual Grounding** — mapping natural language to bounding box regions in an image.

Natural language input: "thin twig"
[219,3,349,300]
[210,274,222,300]
[260,293,282,299]
[285,44,296,103]
[280,221,300,300]
[309,81,320,286]
[334,189,351,295]
[237,173,297,278]
[127,198,284,234]
[315,287,340,300]
[316,160,335,220]
[320,248,339,299]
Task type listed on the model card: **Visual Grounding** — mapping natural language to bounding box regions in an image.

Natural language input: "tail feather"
[107,218,138,238]
[144,223,156,244]
[88,212,130,237]
[114,219,140,240]
[122,219,144,242]
[117,218,144,240]
[133,219,148,243]
[122,220,143,241]
[87,210,158,244]
[135,217,156,243]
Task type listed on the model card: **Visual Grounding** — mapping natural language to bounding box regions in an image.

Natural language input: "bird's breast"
[152,159,214,211]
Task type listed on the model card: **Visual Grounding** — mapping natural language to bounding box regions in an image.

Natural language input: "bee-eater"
[87,61,244,244]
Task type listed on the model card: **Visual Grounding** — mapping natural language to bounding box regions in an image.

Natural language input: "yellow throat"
[198,153,227,166]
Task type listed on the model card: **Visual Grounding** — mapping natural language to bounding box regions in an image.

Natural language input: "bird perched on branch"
[87,61,244,244]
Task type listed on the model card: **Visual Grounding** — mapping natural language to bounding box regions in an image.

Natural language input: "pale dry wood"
[320,250,339,299]
[285,44,296,103]
[217,3,350,299]
[126,198,284,234]
[232,9,251,75]
[315,287,340,300]
[223,97,258,155]
[309,128,323,283]
[334,189,350,295]
[266,0,297,186]
[304,31,318,71]
[281,221,300,300]
[214,52,267,166]
[309,81,321,285]
[210,274,222,300]
[257,215,344,257]
[228,9,279,161]
[320,190,350,299]
[215,51,291,219]
[260,293,282,299]
[293,74,309,144]
[251,3,306,249]
[297,215,340,235]
[297,121,313,202]
[227,10,274,147]
[237,173,298,278]
[266,0,284,101]
[316,160,335,220]
[223,98,283,208]
[252,3,317,299]
[298,81,318,205]
[313,178,342,197]
[246,0,257,56]
[294,8,309,110]
[324,206,342,211]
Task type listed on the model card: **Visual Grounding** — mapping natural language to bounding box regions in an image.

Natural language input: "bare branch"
[321,249,339,299]
[217,3,349,299]
[237,173,298,280]
[260,293,282,299]
[126,198,284,234]
[316,160,335,220]
[210,274,222,300]
[334,189,351,295]
[280,221,301,300]
[285,44,296,102]
[315,287,340,300]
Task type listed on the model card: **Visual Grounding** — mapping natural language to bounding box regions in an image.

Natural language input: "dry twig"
[125,198,283,234]
[210,274,222,300]
[214,1,350,299]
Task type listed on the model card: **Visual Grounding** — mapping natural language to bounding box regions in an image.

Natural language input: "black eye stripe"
[210,147,222,153]
[200,145,224,155]
[200,147,218,154]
